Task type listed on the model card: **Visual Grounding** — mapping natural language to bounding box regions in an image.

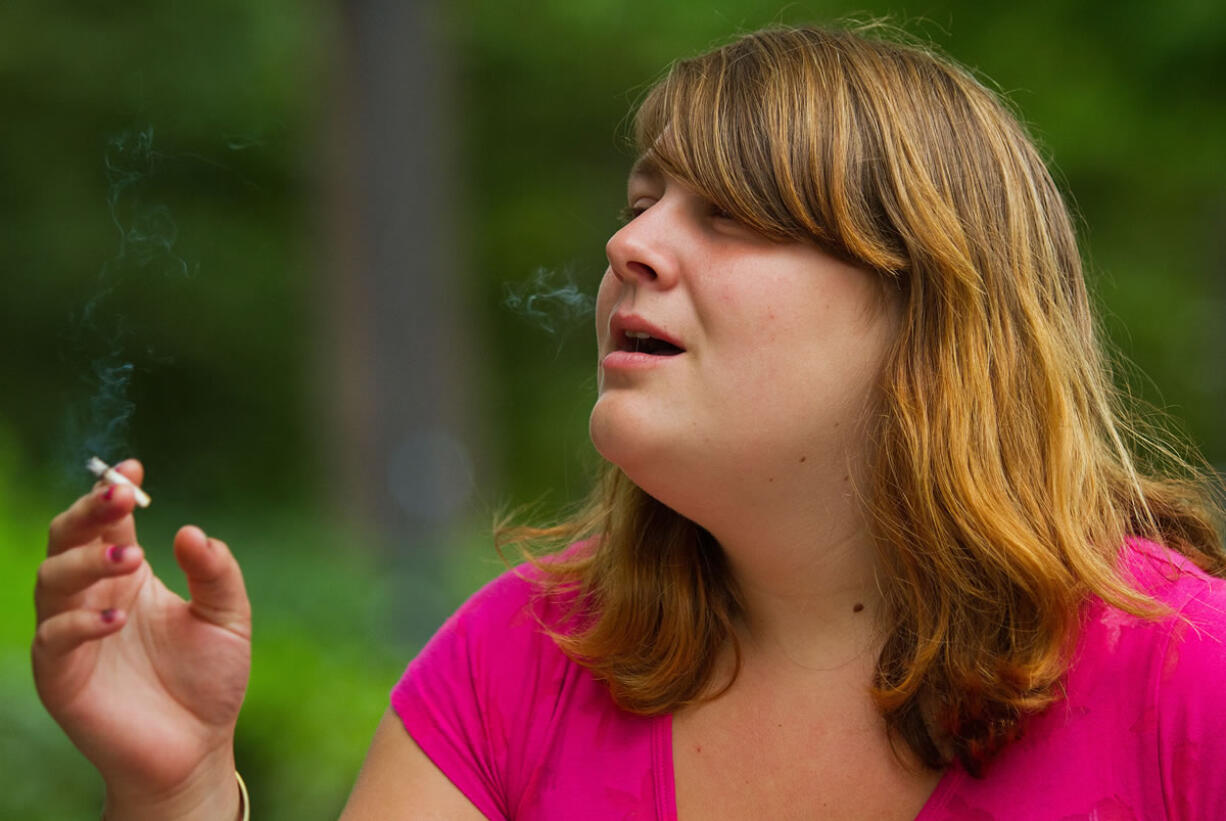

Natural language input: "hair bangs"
[632,38,837,247]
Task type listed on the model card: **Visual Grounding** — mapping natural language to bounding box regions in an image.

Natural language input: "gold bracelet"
[236,771,250,821]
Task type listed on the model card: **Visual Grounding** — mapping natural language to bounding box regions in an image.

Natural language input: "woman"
[33,24,1226,820]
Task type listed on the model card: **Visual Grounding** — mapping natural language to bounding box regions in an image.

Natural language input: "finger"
[32,607,127,659]
[89,458,146,490]
[47,485,138,557]
[35,543,145,619]
[174,526,251,637]
[112,458,145,487]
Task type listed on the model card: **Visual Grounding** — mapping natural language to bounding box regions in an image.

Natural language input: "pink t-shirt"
[392,540,1226,819]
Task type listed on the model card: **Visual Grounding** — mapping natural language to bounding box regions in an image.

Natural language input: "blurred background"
[1,0,1222,817]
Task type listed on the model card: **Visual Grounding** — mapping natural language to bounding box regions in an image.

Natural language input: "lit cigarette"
[87,457,151,508]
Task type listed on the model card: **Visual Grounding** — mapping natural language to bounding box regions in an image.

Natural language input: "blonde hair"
[499,24,1224,774]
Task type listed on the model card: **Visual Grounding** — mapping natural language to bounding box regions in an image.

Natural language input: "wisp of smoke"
[78,354,137,465]
[58,125,198,478]
[502,267,595,336]
[56,342,138,479]
[102,127,193,278]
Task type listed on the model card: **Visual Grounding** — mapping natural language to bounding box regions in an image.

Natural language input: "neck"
[696,454,886,670]
[723,528,884,672]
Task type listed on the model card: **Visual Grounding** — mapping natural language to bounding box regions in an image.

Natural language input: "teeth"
[625,330,652,339]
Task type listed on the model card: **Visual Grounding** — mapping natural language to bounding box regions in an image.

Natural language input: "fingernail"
[102,486,115,502]
[100,609,118,623]
[106,545,126,563]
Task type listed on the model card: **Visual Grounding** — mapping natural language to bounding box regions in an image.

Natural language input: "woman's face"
[589,159,899,518]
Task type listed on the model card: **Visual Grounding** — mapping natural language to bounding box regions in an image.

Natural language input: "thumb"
[173,525,251,638]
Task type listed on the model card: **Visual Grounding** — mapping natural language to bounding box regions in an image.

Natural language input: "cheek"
[594,269,621,345]
[595,269,627,352]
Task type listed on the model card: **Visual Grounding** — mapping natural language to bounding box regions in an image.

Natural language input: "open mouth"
[620,330,684,356]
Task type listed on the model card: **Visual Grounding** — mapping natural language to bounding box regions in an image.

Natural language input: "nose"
[605,209,680,289]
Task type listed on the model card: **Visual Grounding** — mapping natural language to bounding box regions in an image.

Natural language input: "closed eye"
[618,205,645,224]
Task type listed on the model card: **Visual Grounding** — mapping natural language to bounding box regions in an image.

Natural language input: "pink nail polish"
[101,609,117,623]
[106,545,126,563]
[102,486,115,502]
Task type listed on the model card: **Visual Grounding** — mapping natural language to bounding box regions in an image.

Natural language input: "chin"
[591,399,665,479]
[589,400,705,522]
[589,397,636,471]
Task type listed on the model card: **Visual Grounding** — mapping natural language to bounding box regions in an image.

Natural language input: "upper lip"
[609,312,686,353]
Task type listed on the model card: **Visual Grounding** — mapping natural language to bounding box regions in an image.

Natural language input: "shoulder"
[1062,539,1226,773]
[1118,539,1226,820]
[435,545,591,648]
[1122,537,1226,646]
[1081,538,1226,684]
[1123,535,1226,684]
[436,562,552,639]
[387,556,592,819]
[395,556,583,702]
[936,540,1226,819]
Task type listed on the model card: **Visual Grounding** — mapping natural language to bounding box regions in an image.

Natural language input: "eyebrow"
[628,154,663,181]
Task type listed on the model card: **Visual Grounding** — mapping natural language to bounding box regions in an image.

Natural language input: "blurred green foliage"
[0,0,324,505]
[2,0,1223,818]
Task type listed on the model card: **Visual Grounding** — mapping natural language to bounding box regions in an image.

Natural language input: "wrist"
[102,754,242,821]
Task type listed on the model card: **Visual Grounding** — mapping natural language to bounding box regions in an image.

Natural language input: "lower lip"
[601,351,683,371]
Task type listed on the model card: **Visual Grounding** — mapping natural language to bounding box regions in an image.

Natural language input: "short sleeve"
[390,568,555,821]
[1155,572,1226,820]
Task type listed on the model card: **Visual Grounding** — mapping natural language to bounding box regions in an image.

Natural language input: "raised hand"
[32,460,251,820]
